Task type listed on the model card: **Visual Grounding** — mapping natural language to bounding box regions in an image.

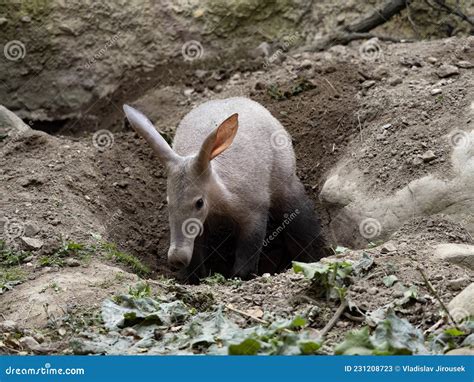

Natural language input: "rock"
[434,244,474,270]
[446,348,474,355]
[0,106,30,135]
[183,88,194,97]
[380,242,397,253]
[299,59,312,69]
[121,327,139,338]
[20,237,44,250]
[426,56,437,64]
[246,307,264,318]
[24,222,40,237]
[455,61,473,69]
[436,64,460,78]
[412,156,423,166]
[447,277,469,291]
[389,77,402,86]
[368,287,378,295]
[0,320,18,333]
[0,17,7,26]
[64,258,81,267]
[250,42,271,58]
[20,15,31,23]
[421,150,437,162]
[430,88,442,96]
[19,336,43,353]
[194,69,207,79]
[362,80,376,89]
[448,283,474,324]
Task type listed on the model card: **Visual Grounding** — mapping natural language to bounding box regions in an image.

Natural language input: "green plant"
[0,241,30,266]
[0,266,26,293]
[100,241,150,276]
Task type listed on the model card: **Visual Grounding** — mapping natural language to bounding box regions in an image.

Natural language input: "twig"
[344,312,365,322]
[409,257,460,329]
[307,0,413,51]
[424,318,444,335]
[225,304,268,325]
[319,299,348,337]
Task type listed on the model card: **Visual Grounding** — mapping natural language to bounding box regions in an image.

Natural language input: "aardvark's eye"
[195,198,204,209]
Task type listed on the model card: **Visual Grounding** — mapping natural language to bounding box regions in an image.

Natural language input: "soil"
[1,36,473,354]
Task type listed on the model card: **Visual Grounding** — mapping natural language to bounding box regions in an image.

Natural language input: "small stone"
[246,308,264,319]
[20,15,31,23]
[447,277,469,291]
[251,42,271,58]
[389,77,402,86]
[299,59,312,69]
[446,348,474,355]
[426,56,437,64]
[430,88,442,95]
[183,88,194,97]
[380,242,397,253]
[436,64,460,78]
[362,80,376,89]
[0,17,8,26]
[19,336,43,353]
[20,237,44,250]
[412,156,423,166]
[214,85,223,93]
[421,150,437,162]
[194,69,207,79]
[123,167,130,174]
[33,332,45,343]
[448,283,474,323]
[24,222,40,236]
[434,244,474,270]
[455,60,473,69]
[121,327,139,338]
[368,287,378,295]
[58,328,67,336]
[0,320,18,333]
[64,258,81,267]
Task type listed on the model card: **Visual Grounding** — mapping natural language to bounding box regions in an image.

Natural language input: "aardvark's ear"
[123,105,180,166]
[195,113,239,172]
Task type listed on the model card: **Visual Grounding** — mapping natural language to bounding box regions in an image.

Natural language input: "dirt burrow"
[1,37,473,353]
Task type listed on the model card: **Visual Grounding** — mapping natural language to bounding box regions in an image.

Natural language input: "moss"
[101,242,151,277]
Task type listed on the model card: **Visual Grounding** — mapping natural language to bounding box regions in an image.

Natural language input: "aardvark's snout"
[167,246,192,269]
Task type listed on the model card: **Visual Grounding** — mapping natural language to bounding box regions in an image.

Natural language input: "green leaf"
[228,338,261,355]
[292,261,328,280]
[299,341,321,355]
[383,275,398,287]
[371,310,427,354]
[335,327,374,355]
[444,328,465,337]
[289,316,307,329]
